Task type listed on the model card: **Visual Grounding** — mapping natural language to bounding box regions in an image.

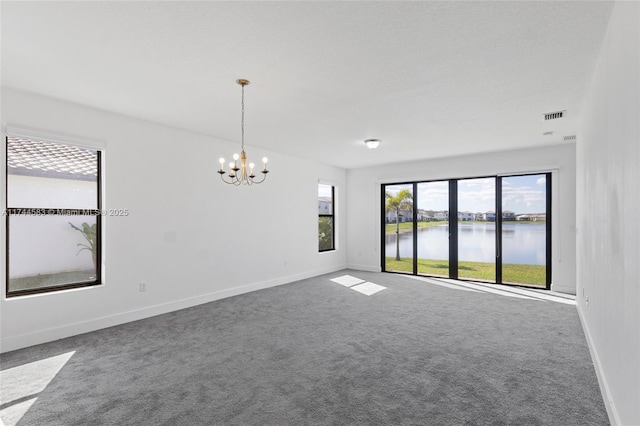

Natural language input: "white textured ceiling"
[1,1,614,169]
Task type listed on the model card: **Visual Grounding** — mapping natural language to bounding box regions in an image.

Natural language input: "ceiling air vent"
[564,135,577,142]
[544,110,566,120]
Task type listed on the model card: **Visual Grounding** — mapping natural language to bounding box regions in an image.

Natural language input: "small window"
[6,135,102,297]
[318,183,335,252]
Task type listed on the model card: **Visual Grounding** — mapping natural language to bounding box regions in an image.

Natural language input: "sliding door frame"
[449,180,458,279]
[381,172,552,290]
[496,177,503,284]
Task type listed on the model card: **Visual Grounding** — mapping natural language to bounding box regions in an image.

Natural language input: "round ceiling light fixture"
[364,139,380,150]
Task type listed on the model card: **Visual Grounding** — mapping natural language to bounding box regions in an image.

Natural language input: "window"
[382,173,551,289]
[318,183,335,252]
[6,135,102,297]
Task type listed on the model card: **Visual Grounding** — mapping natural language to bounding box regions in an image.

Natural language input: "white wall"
[346,144,577,294]
[0,88,347,352]
[577,2,640,425]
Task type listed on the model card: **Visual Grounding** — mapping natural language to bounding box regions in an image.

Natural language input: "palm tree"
[385,189,413,261]
[69,222,98,268]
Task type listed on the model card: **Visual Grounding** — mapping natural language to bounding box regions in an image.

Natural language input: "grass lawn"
[385,221,447,233]
[502,264,546,287]
[384,257,546,287]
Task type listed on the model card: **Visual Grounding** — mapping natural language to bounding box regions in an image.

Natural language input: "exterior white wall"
[346,144,576,294]
[318,199,332,214]
[8,174,96,208]
[8,175,97,276]
[577,2,640,425]
[0,88,347,352]
[9,214,95,277]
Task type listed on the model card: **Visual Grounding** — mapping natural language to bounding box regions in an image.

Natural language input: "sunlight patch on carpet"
[350,282,386,296]
[438,279,538,300]
[407,275,481,292]
[330,275,365,287]
[0,351,75,426]
[426,278,576,304]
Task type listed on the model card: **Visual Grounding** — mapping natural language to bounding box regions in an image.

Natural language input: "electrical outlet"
[139,282,147,292]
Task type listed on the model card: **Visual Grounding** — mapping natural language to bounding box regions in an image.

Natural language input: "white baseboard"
[551,283,576,295]
[577,304,620,426]
[0,264,347,353]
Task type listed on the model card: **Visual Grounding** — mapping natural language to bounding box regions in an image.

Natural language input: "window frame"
[5,134,103,298]
[318,183,335,252]
[381,172,551,290]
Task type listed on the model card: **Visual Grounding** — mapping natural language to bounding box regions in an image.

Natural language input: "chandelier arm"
[219,174,235,185]
[249,172,268,185]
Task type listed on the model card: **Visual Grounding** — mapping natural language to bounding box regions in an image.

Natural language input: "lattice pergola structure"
[7,136,97,180]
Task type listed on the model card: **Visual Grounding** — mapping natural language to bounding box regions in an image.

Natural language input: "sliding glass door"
[416,181,449,277]
[384,184,414,273]
[382,173,551,289]
[457,177,496,282]
[500,174,550,287]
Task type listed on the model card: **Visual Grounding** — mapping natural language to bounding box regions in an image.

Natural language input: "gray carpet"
[1,270,609,425]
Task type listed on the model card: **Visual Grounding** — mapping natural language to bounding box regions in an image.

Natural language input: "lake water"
[385,223,546,265]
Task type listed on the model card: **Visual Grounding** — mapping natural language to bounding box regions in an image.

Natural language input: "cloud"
[536,177,546,185]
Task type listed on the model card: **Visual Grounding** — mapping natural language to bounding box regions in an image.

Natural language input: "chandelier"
[218,79,269,185]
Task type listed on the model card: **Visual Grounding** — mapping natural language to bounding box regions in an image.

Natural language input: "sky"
[386,174,547,214]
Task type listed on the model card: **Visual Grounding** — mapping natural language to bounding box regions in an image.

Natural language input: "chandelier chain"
[241,83,245,150]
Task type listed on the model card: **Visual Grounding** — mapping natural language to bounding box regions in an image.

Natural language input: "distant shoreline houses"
[385,209,546,223]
